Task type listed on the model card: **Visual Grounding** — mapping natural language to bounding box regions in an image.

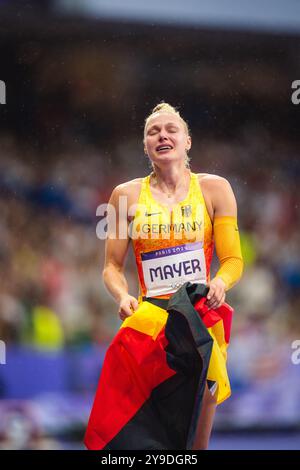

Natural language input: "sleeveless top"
[130,172,214,300]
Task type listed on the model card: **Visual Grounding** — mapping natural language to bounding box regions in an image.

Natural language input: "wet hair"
[144,102,191,169]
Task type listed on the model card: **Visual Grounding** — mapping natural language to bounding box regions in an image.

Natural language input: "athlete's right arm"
[102,184,139,321]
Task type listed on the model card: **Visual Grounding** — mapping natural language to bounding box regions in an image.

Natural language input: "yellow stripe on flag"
[121,301,168,341]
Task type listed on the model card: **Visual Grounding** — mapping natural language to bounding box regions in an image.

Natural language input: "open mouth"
[156,145,173,152]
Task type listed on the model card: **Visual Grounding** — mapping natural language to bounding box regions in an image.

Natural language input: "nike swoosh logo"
[145,211,162,216]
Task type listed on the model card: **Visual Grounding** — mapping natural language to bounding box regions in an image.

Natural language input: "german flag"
[84,282,233,450]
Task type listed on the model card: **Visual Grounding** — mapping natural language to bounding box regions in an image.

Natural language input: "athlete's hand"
[118,294,139,321]
[205,277,226,310]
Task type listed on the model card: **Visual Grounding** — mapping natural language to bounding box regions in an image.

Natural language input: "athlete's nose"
[158,130,168,141]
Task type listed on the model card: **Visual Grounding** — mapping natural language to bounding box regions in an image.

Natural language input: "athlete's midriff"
[131,173,214,300]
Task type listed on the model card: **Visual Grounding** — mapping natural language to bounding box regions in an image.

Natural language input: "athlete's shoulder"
[197,173,232,192]
[111,177,144,197]
[197,173,229,184]
[197,173,237,216]
[108,178,144,208]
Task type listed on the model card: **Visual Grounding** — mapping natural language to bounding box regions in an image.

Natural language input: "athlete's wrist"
[212,276,227,288]
[116,291,130,304]
[210,276,228,293]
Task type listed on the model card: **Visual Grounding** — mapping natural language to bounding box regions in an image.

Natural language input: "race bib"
[141,241,207,297]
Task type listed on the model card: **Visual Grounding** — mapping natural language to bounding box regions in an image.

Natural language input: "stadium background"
[0,0,300,449]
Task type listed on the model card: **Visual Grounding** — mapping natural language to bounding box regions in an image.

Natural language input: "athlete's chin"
[151,154,180,165]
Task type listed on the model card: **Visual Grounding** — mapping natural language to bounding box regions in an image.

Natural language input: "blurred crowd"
[0,134,123,347]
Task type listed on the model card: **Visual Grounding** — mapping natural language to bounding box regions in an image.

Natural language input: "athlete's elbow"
[102,267,108,282]
[102,264,114,281]
[102,262,122,281]
[102,265,113,284]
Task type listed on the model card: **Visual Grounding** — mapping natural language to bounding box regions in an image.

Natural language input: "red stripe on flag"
[194,298,233,344]
[84,325,176,449]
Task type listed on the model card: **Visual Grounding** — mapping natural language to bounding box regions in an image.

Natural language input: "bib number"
[141,242,207,297]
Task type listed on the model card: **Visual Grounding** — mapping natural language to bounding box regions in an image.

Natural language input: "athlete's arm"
[202,176,244,309]
[102,184,139,320]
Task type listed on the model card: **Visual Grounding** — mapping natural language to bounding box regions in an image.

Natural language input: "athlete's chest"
[131,208,204,243]
[127,176,213,223]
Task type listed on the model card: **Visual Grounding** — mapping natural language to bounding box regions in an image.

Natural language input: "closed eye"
[147,123,180,135]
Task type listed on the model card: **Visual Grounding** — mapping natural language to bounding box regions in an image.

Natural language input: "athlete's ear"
[186,135,192,152]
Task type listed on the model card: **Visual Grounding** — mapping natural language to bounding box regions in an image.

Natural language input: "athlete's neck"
[151,167,191,196]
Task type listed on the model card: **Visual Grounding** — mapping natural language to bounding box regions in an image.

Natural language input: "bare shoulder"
[111,178,143,197]
[197,173,233,196]
[197,173,232,191]
[197,173,237,215]
[109,178,143,209]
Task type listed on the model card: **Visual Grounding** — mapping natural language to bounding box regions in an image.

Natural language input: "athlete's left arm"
[202,176,244,310]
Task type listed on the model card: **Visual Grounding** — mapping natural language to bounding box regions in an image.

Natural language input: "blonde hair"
[144,102,191,169]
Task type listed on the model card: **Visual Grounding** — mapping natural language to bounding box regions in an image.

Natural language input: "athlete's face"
[144,113,191,167]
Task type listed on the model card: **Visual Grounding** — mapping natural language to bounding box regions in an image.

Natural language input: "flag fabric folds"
[84,282,234,450]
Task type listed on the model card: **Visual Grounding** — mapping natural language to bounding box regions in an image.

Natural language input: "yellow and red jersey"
[131,172,214,300]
